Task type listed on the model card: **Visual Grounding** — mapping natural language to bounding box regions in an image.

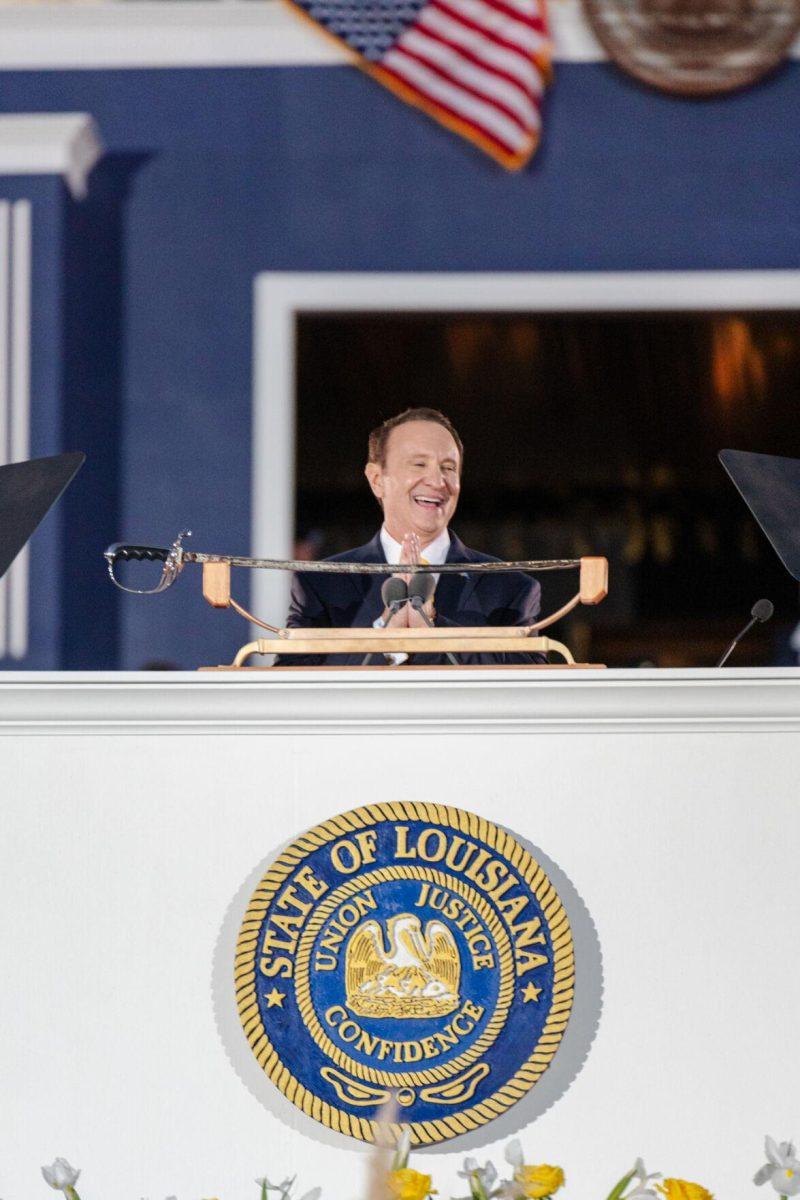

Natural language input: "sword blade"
[180,552,580,574]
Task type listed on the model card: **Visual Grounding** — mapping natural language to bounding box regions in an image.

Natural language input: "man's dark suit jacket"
[275,531,544,667]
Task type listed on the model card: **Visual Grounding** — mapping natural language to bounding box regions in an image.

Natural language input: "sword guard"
[104,529,191,594]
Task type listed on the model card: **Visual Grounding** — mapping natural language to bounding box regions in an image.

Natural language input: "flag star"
[265,988,286,1008]
[522,982,541,1003]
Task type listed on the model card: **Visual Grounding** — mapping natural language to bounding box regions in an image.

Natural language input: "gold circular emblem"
[581,0,800,96]
[235,802,574,1145]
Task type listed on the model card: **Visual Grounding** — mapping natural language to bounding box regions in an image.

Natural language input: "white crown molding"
[0,2,347,69]
[0,0,619,70]
[0,0,796,71]
[1,668,799,735]
[0,114,104,199]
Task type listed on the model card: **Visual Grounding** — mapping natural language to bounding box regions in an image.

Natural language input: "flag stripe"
[417,5,542,95]
[378,61,526,160]
[382,47,529,151]
[481,0,547,33]
[437,0,547,55]
[396,30,538,129]
[371,61,536,168]
[429,0,539,66]
[394,42,531,132]
[492,0,547,21]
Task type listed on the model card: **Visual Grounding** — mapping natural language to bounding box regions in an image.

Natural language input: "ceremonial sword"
[104,530,582,596]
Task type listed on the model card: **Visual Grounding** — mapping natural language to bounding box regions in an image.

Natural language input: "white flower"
[626,1184,660,1197]
[496,1141,529,1200]
[754,1136,800,1195]
[41,1159,81,1193]
[256,1175,319,1200]
[496,1141,522,1200]
[625,1158,661,1199]
[601,1157,661,1200]
[257,1177,296,1198]
[458,1158,498,1200]
[504,1141,525,1171]
[392,1128,412,1171]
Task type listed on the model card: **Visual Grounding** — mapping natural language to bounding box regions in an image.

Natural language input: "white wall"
[0,669,798,1199]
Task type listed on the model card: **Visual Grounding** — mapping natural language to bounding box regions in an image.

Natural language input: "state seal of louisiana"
[235,803,574,1145]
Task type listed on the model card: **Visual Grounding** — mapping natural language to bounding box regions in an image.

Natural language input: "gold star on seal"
[265,988,285,1008]
[522,982,541,1003]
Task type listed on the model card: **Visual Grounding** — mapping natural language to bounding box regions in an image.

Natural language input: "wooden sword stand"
[199,556,609,669]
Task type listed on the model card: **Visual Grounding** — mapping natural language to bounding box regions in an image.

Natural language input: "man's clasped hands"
[380,531,436,628]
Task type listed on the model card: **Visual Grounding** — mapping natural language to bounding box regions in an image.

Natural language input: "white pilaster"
[0,113,104,200]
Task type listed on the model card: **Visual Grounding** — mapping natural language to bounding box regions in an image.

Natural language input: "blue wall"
[1,61,799,668]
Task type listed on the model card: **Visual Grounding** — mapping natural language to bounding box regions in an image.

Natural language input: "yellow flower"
[388,1169,436,1200]
[515,1165,565,1198]
[657,1180,714,1200]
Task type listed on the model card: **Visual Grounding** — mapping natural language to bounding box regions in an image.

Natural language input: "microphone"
[381,576,408,614]
[407,573,435,606]
[716,598,774,667]
[407,572,459,666]
[362,577,409,666]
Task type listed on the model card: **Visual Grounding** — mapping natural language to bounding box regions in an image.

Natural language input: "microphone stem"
[716,615,757,668]
[362,599,405,666]
[410,599,459,667]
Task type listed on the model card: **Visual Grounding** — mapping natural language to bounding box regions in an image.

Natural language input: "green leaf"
[604,1168,636,1200]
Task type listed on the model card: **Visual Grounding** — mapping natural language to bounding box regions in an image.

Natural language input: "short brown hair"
[367,407,464,468]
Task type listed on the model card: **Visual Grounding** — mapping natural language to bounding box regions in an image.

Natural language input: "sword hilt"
[105,543,170,564]
[104,531,191,594]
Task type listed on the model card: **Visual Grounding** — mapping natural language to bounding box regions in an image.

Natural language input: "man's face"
[365,420,461,545]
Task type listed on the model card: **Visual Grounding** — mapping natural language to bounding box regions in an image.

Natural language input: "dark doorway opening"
[296,311,800,666]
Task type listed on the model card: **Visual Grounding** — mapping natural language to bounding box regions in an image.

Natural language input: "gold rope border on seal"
[235,801,575,1146]
[293,865,515,1087]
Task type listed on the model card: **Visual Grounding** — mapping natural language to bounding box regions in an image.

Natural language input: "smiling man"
[278,407,543,666]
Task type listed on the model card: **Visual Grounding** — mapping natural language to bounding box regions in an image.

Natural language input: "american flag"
[286,0,552,168]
